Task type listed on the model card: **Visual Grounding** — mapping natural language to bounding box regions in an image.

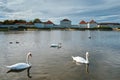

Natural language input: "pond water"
[0,30,120,80]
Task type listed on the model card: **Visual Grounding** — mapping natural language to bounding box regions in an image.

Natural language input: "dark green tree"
[33,18,41,23]
[3,20,14,24]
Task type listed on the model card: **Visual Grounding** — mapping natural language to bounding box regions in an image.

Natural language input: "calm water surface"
[0,30,120,80]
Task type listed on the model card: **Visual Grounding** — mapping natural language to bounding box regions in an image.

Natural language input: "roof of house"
[89,20,96,23]
[79,20,87,24]
[61,19,71,21]
[44,20,54,24]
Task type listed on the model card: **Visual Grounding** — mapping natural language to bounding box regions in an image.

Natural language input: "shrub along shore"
[0,26,114,31]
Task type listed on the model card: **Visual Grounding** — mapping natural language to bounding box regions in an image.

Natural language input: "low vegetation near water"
[0,26,113,31]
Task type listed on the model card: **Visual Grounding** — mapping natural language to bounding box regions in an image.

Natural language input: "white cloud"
[96,15,120,21]
[0,0,120,23]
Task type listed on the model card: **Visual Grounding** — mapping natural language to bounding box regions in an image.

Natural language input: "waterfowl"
[72,52,89,64]
[50,43,62,48]
[6,52,32,70]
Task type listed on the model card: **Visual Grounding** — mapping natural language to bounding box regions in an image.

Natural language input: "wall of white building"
[44,24,54,28]
[60,21,71,28]
[34,23,44,28]
[0,25,18,28]
[79,24,87,28]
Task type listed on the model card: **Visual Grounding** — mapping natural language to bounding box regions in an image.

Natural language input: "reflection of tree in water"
[7,67,32,78]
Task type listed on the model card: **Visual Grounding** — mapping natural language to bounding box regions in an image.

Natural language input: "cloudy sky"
[0,0,120,24]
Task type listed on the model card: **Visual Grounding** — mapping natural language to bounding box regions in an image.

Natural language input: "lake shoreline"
[0,27,115,31]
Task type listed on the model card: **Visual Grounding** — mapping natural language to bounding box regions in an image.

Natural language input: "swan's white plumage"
[6,52,32,70]
[72,56,86,63]
[72,52,89,64]
[6,63,31,70]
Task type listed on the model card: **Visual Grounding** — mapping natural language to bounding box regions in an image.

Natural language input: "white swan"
[6,52,32,70]
[72,52,89,64]
[50,43,62,48]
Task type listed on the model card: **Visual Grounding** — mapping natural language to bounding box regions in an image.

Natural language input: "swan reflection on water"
[86,64,89,73]
[75,62,89,73]
[7,67,32,78]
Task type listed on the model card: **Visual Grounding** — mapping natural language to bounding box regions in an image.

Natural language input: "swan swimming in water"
[72,52,89,64]
[50,43,62,48]
[6,52,32,70]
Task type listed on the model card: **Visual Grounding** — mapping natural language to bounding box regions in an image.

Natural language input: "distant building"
[79,20,97,28]
[0,22,34,28]
[1,19,120,29]
[15,22,27,28]
[26,22,34,27]
[44,20,54,28]
[97,23,120,28]
[15,22,34,28]
[34,22,44,28]
[0,22,27,28]
[72,25,79,28]
[79,20,87,28]
[34,19,44,28]
[60,19,71,28]
[88,20,97,28]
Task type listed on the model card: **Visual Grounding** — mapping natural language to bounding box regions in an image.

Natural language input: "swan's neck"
[26,55,30,64]
[86,54,89,63]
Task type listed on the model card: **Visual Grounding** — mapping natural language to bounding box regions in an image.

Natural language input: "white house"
[44,20,54,28]
[60,19,71,28]
[88,20,97,28]
[34,22,44,28]
[79,20,87,28]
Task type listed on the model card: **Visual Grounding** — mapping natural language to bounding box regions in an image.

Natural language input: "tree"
[33,18,42,23]
[3,20,14,24]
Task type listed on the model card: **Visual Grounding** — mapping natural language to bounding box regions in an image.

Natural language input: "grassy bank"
[0,27,113,31]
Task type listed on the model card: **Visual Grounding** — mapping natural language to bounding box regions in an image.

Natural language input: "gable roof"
[61,19,71,21]
[79,20,87,24]
[44,20,54,24]
[89,20,96,23]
